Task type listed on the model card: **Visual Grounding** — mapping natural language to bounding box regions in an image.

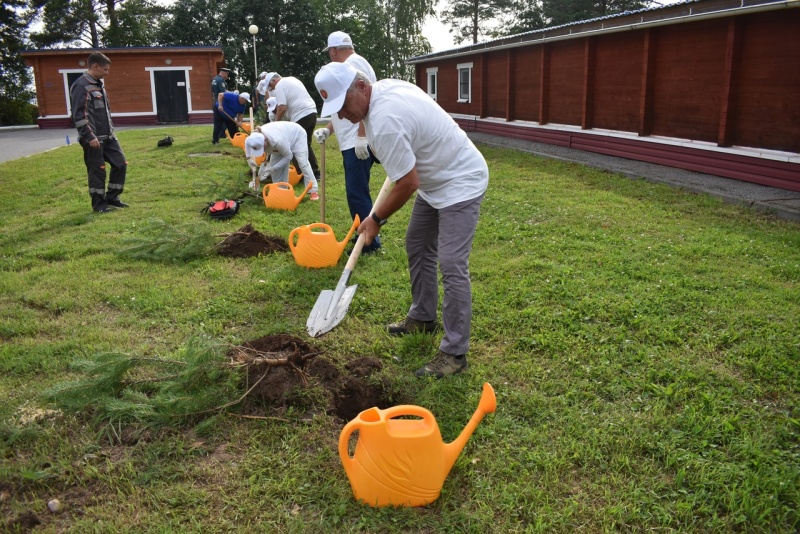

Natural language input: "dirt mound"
[230,334,399,421]
[216,223,288,258]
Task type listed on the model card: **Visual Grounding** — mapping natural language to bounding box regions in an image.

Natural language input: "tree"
[311,0,433,80]
[441,0,517,45]
[1,0,38,125]
[1,0,35,100]
[504,0,546,36]
[448,0,651,45]
[541,0,648,27]
[156,0,327,99]
[28,0,166,49]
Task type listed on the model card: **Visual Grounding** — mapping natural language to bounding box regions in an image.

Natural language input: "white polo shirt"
[272,77,317,123]
[364,79,488,209]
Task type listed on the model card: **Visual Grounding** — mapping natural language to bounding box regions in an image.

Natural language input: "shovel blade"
[306,283,359,337]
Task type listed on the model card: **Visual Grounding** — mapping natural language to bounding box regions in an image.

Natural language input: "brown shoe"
[387,316,439,336]
[415,350,468,379]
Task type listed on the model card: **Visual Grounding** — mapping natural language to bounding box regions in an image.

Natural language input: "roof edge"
[407,0,799,64]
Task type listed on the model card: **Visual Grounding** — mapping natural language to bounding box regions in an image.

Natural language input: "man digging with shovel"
[314,62,489,379]
[215,90,251,140]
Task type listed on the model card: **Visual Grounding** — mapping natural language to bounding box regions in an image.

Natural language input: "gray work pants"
[405,192,484,356]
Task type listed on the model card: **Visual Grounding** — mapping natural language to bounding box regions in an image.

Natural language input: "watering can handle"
[288,226,305,252]
[382,405,436,427]
[305,223,334,233]
[338,417,362,465]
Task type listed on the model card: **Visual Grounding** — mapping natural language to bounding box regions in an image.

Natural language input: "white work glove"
[249,179,258,192]
[268,111,276,122]
[259,165,273,182]
[355,136,369,160]
[314,128,330,144]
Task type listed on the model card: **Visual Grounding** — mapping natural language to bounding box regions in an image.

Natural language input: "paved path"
[2,125,798,222]
[468,132,800,222]
[0,124,175,164]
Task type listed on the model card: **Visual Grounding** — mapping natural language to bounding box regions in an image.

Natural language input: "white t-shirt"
[330,53,376,151]
[364,79,489,209]
[256,79,269,97]
[260,121,308,170]
[273,77,317,123]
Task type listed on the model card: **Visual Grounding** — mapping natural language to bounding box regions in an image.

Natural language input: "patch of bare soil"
[4,510,41,531]
[229,334,400,421]
[216,223,288,258]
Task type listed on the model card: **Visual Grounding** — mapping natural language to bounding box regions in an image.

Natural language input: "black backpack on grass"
[202,199,241,220]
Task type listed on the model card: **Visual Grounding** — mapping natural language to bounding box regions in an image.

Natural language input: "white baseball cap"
[315,62,358,117]
[266,97,277,112]
[259,71,267,79]
[245,132,265,158]
[324,31,353,51]
[239,92,251,103]
[265,72,278,85]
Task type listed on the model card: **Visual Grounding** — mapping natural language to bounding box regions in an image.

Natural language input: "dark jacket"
[70,72,115,143]
[211,74,227,106]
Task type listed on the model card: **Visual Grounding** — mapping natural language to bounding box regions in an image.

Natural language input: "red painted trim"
[456,118,800,192]
[37,114,214,129]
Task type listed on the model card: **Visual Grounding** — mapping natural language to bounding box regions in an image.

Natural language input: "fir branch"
[118,218,215,263]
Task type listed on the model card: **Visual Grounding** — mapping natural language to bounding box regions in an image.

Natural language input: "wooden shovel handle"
[344,176,392,271]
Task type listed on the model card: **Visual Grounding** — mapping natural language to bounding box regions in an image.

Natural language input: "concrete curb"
[469,133,800,223]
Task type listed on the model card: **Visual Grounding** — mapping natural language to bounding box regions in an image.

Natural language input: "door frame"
[146,66,193,122]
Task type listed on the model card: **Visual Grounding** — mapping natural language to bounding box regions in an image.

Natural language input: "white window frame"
[426,67,438,101]
[457,62,473,103]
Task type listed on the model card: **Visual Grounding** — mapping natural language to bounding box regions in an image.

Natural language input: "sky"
[423,14,456,53]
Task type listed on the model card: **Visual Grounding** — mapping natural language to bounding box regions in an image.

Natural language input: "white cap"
[245,132,265,158]
[239,92,251,103]
[325,31,353,51]
[265,72,278,85]
[259,71,267,79]
[266,97,277,112]
[315,62,358,117]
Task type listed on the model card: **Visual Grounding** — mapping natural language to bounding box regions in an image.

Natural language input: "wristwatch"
[371,212,388,226]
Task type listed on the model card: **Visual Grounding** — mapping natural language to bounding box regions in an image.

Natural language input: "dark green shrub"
[0,97,39,126]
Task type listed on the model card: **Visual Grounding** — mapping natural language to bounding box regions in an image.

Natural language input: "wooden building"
[22,46,224,129]
[408,0,800,192]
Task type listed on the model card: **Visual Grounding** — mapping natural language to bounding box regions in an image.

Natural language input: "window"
[457,62,472,103]
[426,67,438,101]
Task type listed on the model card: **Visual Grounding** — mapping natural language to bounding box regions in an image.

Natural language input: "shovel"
[320,139,326,223]
[306,176,392,338]
[218,106,249,135]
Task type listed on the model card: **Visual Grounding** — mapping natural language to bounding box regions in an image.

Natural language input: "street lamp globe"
[248,24,258,35]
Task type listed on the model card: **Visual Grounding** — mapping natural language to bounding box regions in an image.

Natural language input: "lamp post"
[248,24,259,92]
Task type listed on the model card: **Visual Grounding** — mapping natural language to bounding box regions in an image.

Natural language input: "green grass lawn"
[1,126,798,532]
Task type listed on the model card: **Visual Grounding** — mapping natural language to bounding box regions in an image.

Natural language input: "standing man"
[314,31,381,254]
[255,71,269,115]
[263,72,320,183]
[216,91,251,140]
[211,67,231,144]
[70,52,128,213]
[315,62,489,379]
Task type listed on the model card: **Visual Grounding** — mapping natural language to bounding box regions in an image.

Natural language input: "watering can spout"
[443,383,496,473]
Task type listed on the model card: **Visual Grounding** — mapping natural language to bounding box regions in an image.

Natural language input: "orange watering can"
[262,181,313,211]
[288,216,360,268]
[288,165,303,186]
[339,382,497,507]
[230,132,248,150]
